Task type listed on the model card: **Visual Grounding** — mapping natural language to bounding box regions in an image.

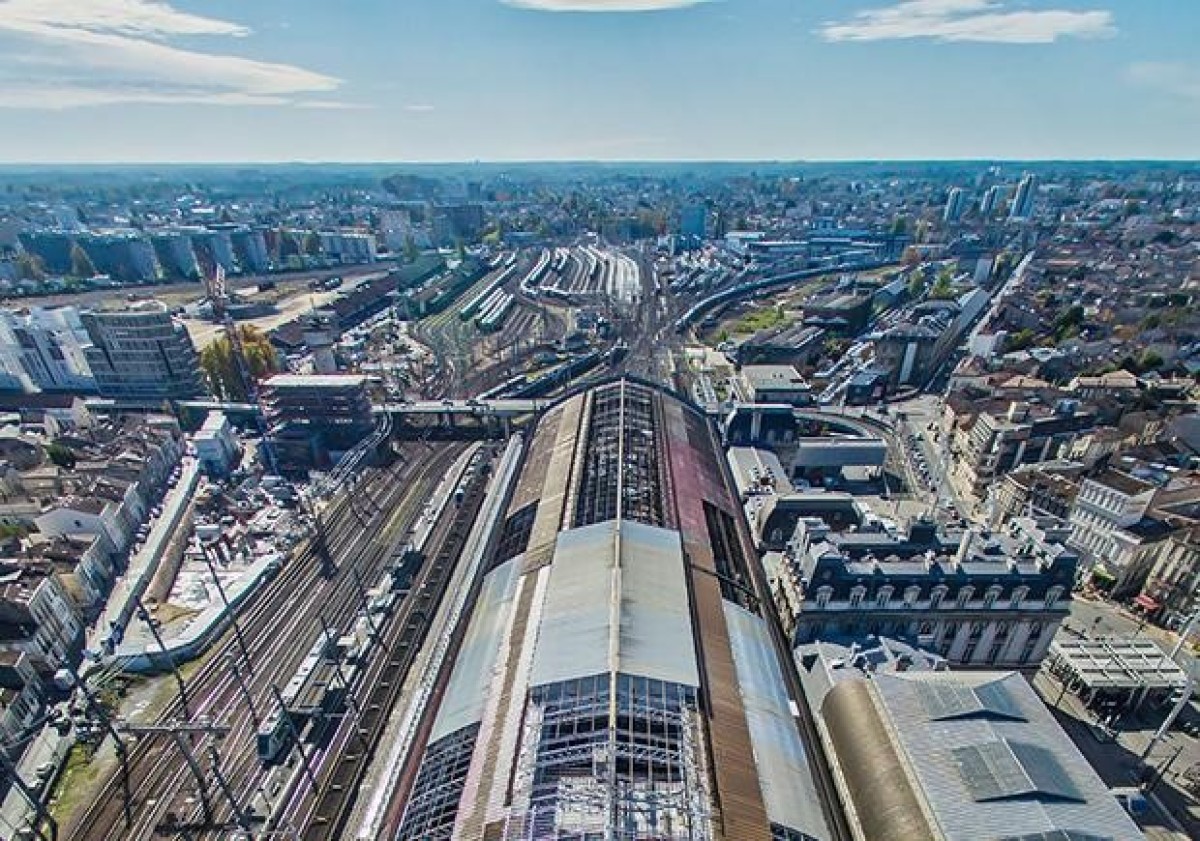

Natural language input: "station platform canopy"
[1046,636,1187,693]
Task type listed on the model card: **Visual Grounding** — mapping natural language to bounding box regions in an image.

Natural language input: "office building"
[150,231,202,279]
[1009,174,1037,220]
[734,364,813,405]
[0,307,95,393]
[1067,469,1197,598]
[398,379,832,841]
[942,187,965,222]
[17,231,76,276]
[85,232,161,283]
[192,411,241,477]
[948,399,1097,500]
[81,301,204,400]
[230,227,271,274]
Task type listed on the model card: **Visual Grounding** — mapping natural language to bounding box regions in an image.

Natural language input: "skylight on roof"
[953,740,1084,804]
[918,678,1026,722]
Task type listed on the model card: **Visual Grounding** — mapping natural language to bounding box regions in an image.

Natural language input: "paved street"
[1064,597,1199,677]
[1030,667,1199,841]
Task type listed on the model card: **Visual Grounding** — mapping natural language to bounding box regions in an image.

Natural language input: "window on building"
[1010,585,1029,609]
[983,585,1003,608]
[1046,586,1064,609]
[875,585,894,609]
[1020,623,1044,663]
[956,585,975,608]
[903,585,921,607]
[849,585,866,608]
[939,622,959,656]
[815,586,832,609]
[930,585,948,610]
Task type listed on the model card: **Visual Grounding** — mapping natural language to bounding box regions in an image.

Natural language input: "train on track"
[255,544,425,765]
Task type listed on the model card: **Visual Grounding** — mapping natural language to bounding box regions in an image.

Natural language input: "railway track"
[294,451,493,841]
[66,443,464,841]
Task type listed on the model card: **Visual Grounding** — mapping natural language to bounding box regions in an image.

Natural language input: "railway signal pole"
[227,654,261,728]
[207,745,251,829]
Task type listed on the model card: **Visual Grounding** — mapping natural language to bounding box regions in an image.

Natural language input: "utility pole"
[63,662,132,828]
[227,654,260,728]
[119,721,231,827]
[207,745,251,829]
[269,685,320,793]
[135,596,191,719]
[1141,676,1194,760]
[198,539,252,673]
[1169,605,1199,661]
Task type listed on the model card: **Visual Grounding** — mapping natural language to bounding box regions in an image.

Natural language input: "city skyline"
[0,0,1196,163]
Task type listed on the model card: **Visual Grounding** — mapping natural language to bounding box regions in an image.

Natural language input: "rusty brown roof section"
[659,395,773,841]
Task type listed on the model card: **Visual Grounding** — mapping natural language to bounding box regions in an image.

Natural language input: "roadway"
[63,442,466,841]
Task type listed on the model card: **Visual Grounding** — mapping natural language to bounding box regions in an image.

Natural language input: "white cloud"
[0,0,340,108]
[403,103,436,112]
[821,0,1115,44]
[1127,62,1200,102]
[502,0,710,11]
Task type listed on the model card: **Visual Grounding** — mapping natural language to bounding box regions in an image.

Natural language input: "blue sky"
[0,1,1195,162]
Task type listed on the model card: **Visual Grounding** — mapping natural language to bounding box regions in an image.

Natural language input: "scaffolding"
[573,381,668,529]
[502,673,712,841]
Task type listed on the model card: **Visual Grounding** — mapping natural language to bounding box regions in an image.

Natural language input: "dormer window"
[876,585,894,608]
[930,585,948,610]
[983,585,1003,608]
[1010,585,1029,609]
[903,585,921,607]
[956,585,975,608]
[849,585,866,608]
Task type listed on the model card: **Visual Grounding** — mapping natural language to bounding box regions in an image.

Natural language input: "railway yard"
[59,441,479,841]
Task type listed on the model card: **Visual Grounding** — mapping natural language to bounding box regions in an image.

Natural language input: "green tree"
[929,268,955,300]
[404,236,419,263]
[890,215,910,236]
[906,268,926,299]
[201,325,280,400]
[45,441,76,469]
[1007,329,1036,352]
[303,231,322,257]
[69,243,97,278]
[1052,305,1085,342]
[1138,350,1164,371]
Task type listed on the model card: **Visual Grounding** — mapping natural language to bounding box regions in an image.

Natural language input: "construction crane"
[202,262,278,473]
